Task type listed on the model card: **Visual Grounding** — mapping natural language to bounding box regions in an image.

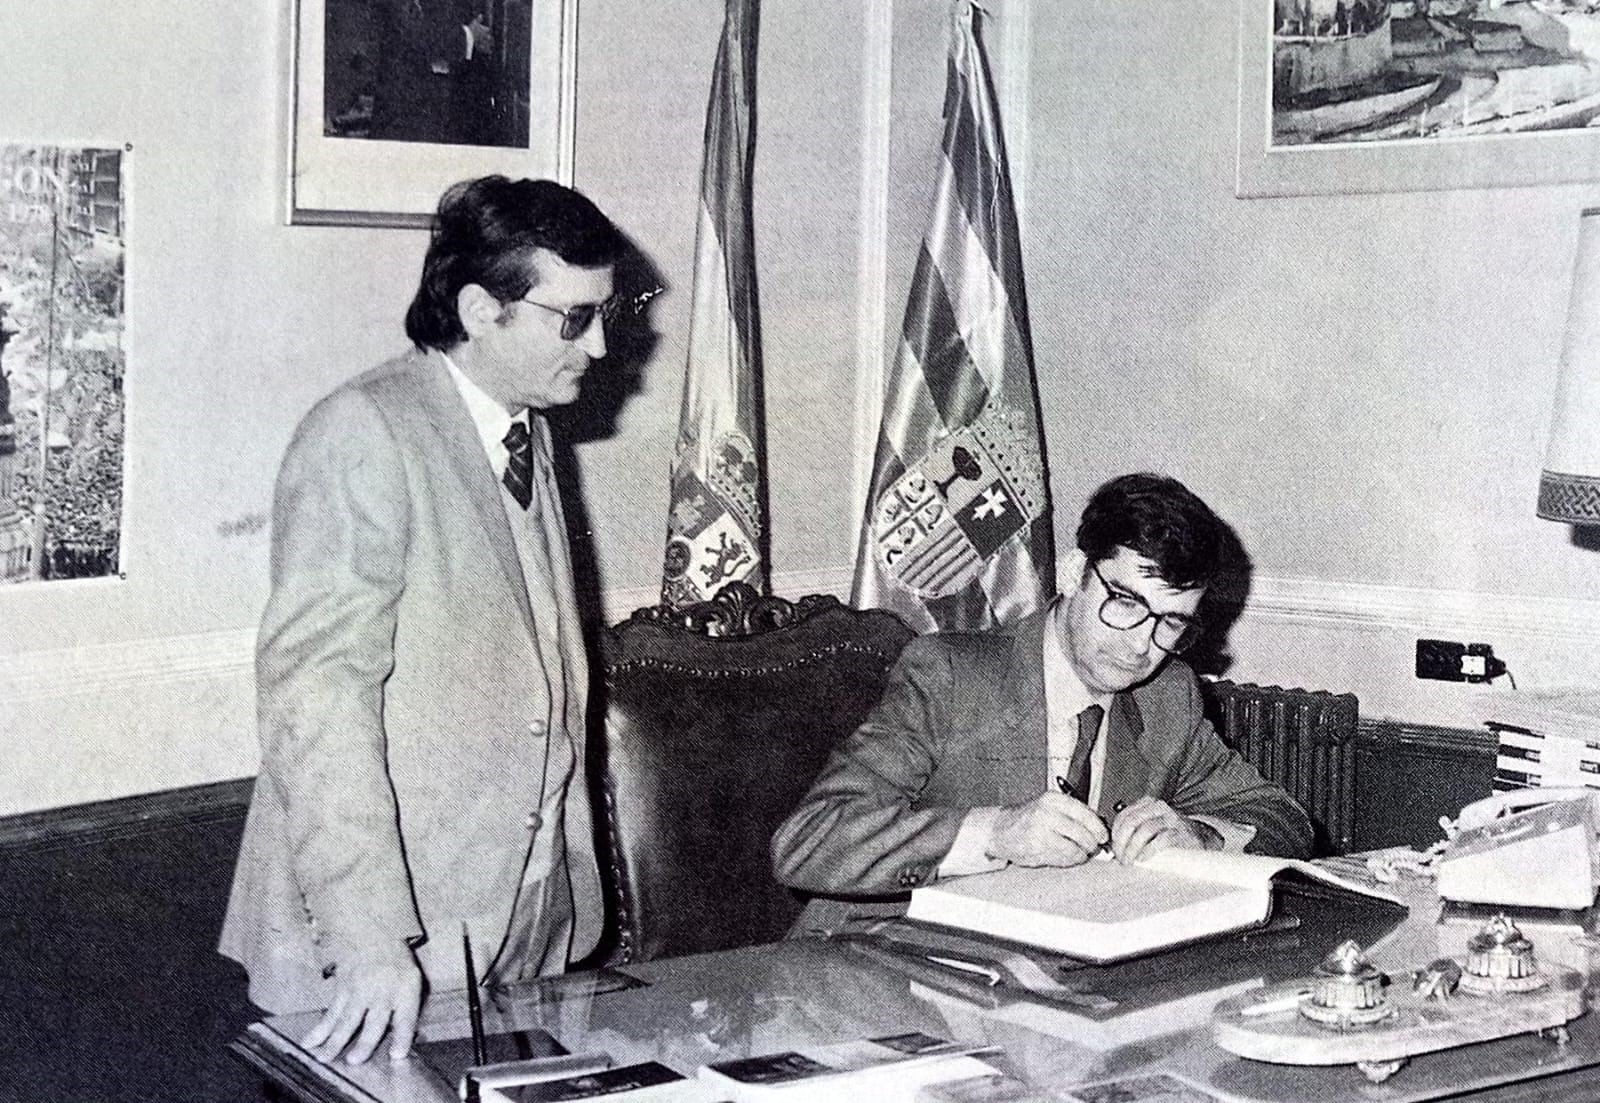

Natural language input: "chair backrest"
[596,583,914,964]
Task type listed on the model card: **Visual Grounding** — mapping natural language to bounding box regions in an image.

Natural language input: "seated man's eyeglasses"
[1090,561,1203,654]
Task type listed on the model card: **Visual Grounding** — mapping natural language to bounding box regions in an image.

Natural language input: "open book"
[905,850,1403,963]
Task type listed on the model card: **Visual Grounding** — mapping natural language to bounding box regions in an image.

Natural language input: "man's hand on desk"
[987,791,1109,867]
[302,942,424,1065]
[1110,796,1222,864]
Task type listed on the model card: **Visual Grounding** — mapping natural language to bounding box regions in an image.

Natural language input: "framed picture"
[288,0,577,226]
[1237,0,1600,197]
[0,143,128,584]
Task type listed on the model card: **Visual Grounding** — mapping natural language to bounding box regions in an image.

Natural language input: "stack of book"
[1483,689,1600,792]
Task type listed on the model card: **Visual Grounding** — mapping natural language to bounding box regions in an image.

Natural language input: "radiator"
[1203,679,1360,855]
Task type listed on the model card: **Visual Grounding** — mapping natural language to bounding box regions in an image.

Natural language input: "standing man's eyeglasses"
[518,294,621,341]
[1089,561,1203,654]
[517,285,663,342]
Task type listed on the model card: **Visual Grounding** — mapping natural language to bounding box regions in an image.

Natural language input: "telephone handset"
[1436,787,1600,911]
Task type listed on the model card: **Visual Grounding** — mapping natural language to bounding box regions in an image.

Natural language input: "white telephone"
[1435,787,1600,911]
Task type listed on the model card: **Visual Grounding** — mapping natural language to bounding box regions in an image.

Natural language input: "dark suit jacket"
[771,608,1312,931]
[219,349,602,1011]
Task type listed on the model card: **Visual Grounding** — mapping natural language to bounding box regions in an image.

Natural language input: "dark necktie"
[1064,703,1105,805]
[502,417,534,510]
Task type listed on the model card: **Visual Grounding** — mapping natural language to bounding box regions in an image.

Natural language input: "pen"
[1052,777,1126,814]
[1054,777,1124,853]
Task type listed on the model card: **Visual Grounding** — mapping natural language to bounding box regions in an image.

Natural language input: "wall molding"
[2,567,862,708]
[0,627,256,704]
[1245,574,1600,646]
[8,568,1588,715]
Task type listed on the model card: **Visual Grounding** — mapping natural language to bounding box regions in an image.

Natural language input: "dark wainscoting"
[0,777,268,1102]
[1352,719,1498,853]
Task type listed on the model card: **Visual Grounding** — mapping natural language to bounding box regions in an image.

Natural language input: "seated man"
[771,473,1312,929]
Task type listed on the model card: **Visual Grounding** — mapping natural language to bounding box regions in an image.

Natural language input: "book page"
[1141,848,1402,905]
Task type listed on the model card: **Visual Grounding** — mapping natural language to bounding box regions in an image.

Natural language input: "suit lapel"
[1098,691,1152,816]
[410,350,537,643]
[992,609,1050,807]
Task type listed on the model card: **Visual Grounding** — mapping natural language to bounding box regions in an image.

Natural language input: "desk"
[234,878,1600,1102]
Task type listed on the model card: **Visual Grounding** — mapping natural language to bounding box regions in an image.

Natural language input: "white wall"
[0,0,895,815]
[4,0,1598,817]
[0,0,427,812]
[1021,1,1600,725]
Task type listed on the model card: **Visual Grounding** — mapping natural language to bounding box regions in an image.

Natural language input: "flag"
[852,2,1053,633]
[660,0,768,611]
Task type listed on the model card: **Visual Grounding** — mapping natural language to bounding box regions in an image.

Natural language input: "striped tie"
[502,418,533,510]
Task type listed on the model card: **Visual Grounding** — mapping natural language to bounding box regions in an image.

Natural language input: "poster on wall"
[1237,0,1600,195]
[0,143,126,585]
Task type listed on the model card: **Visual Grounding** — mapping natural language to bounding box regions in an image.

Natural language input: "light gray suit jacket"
[771,608,1313,933]
[220,349,602,1012]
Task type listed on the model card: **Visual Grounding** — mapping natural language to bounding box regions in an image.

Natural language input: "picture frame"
[287,0,577,226]
[1236,0,1600,198]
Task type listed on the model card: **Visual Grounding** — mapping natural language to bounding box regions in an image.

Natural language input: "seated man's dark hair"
[405,176,626,351]
[1075,472,1222,591]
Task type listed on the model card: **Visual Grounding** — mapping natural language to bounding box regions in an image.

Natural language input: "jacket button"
[529,720,548,737]
[525,812,542,831]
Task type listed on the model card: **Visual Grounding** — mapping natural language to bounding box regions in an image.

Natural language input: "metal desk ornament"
[1211,915,1586,1084]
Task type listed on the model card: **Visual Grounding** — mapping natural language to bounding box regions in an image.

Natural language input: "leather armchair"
[595,583,913,964]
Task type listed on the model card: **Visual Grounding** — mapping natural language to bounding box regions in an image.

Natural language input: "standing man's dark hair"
[1075,472,1222,591]
[405,176,625,351]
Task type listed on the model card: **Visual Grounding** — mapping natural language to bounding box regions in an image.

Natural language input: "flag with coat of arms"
[659,0,769,611]
[852,1,1053,633]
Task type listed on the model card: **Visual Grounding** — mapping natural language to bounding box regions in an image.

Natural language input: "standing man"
[221,177,625,1064]
[772,473,1312,930]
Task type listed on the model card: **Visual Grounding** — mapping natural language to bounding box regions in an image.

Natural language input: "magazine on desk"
[481,1060,720,1102]
[905,849,1405,963]
[697,1032,1000,1101]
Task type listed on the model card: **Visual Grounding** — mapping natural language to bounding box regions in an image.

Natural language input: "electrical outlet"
[1417,639,1469,681]
[1416,639,1505,683]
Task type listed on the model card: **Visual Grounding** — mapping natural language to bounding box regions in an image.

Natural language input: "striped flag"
[852,2,1053,633]
[660,0,768,611]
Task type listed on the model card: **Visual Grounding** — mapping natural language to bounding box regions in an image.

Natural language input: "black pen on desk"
[462,923,487,1103]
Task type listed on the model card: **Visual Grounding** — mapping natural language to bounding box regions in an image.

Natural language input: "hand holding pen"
[1055,777,1130,859]
[987,783,1109,867]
